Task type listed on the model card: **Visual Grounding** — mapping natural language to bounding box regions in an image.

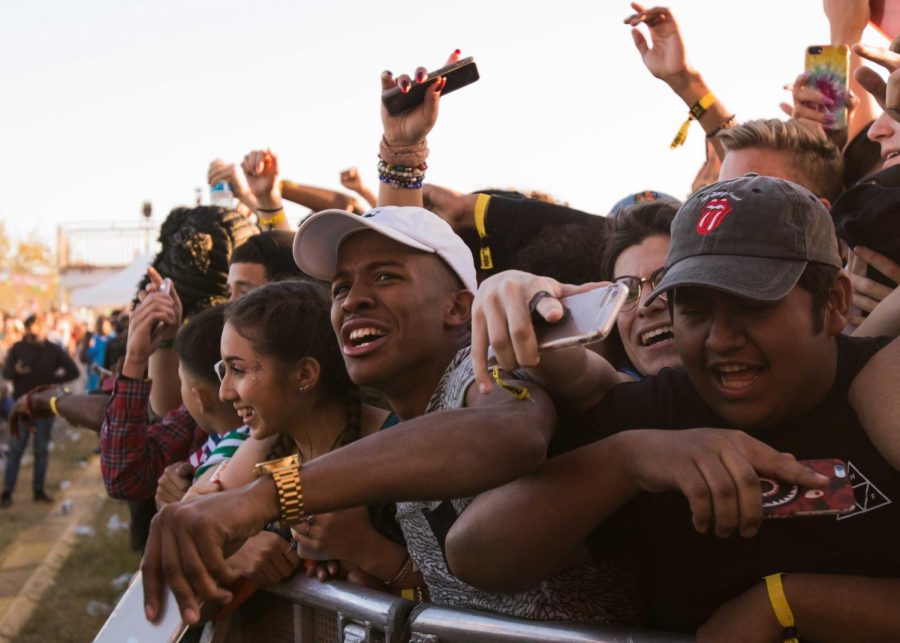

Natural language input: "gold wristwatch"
[253,453,305,526]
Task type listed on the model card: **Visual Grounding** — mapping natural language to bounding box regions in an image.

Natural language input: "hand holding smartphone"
[534,283,630,352]
[762,458,856,518]
[382,57,480,116]
[804,45,850,130]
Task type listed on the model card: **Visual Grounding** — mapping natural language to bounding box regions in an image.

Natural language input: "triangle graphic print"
[836,461,892,521]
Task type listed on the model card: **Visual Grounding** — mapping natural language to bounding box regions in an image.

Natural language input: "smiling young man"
[453,174,900,640]
[287,204,641,622]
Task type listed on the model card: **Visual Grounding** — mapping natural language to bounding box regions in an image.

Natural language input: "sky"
[0,0,887,253]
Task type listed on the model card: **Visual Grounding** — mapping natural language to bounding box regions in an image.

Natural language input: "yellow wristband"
[258,210,286,227]
[671,90,716,149]
[764,573,799,643]
[49,396,60,417]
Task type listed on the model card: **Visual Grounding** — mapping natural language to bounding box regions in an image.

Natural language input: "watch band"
[254,453,305,526]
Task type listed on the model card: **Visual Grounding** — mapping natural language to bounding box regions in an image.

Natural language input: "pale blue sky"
[0,1,886,248]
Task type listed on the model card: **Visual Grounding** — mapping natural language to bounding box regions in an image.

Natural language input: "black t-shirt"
[577,335,900,632]
[2,339,80,398]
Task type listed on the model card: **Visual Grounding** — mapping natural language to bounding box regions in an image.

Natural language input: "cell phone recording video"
[382,57,480,116]
[535,283,630,352]
[762,458,856,519]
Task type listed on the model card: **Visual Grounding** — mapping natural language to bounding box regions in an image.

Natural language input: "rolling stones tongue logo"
[695,198,732,235]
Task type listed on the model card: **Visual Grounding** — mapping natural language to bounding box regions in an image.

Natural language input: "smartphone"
[93,572,189,643]
[762,458,856,519]
[804,45,850,131]
[382,57,479,116]
[535,283,630,352]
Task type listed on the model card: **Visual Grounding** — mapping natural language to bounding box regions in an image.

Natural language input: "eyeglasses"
[214,359,226,383]
[613,267,667,311]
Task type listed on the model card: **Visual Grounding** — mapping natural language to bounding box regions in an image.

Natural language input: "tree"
[11,235,53,275]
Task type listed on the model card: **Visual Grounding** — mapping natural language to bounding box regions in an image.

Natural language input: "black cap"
[649,175,841,302]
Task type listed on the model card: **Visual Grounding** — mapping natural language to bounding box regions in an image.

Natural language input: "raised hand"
[854,40,900,119]
[123,269,182,378]
[240,149,281,208]
[208,159,258,211]
[380,50,461,150]
[624,3,689,84]
[340,167,363,193]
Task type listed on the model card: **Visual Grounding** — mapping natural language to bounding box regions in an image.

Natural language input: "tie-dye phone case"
[804,45,850,131]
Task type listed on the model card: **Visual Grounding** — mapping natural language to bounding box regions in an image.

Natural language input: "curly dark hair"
[135,206,258,317]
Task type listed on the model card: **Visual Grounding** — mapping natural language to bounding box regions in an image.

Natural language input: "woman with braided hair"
[199,279,423,595]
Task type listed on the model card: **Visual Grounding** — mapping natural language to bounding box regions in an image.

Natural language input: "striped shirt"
[192,427,250,480]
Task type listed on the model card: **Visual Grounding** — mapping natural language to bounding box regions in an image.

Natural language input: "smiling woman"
[206,279,425,595]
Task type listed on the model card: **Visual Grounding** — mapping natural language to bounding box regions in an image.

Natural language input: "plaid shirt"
[100,375,204,500]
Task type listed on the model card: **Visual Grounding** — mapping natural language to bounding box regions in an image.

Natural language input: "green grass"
[14,497,141,643]
[0,418,142,643]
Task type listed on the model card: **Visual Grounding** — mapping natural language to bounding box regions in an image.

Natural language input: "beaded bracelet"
[378,158,427,190]
[706,115,737,139]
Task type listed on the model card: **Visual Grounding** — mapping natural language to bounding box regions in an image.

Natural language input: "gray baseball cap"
[648,174,842,302]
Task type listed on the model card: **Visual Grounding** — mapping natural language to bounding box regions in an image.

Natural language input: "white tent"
[70,251,154,308]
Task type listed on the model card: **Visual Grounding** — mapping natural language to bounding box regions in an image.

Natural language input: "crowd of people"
[4,2,900,640]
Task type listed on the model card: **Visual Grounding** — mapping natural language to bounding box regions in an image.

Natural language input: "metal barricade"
[405,605,694,643]
[263,575,414,643]
[258,578,695,643]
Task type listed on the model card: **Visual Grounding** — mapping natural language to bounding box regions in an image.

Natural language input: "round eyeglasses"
[613,267,667,311]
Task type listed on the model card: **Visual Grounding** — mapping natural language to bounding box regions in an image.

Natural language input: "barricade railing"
[263,575,414,643]
[258,577,694,643]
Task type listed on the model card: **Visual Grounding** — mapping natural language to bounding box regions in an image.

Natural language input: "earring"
[299,384,310,392]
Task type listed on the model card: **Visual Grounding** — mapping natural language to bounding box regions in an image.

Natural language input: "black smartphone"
[382,57,479,116]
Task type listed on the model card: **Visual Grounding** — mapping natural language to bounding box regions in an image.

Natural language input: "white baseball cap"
[293,206,478,294]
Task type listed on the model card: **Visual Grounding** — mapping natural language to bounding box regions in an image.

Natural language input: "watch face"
[254,453,300,478]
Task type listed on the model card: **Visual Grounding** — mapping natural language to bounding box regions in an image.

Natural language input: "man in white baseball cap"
[293,205,478,294]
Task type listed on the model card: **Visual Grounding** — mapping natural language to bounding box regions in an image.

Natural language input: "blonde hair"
[717,119,843,202]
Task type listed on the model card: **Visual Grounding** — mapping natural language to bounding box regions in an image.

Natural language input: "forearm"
[786,574,900,642]
[445,433,637,592]
[377,183,423,208]
[850,336,900,469]
[302,401,553,514]
[351,532,412,584]
[147,348,182,417]
[851,292,900,338]
[280,180,358,213]
[526,347,628,413]
[353,184,378,209]
[831,25,877,145]
[55,394,109,432]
